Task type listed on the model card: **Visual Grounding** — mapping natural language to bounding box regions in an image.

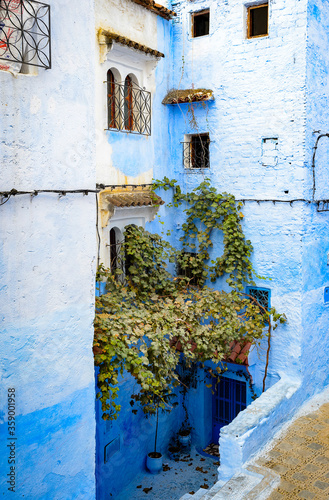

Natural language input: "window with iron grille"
[108,225,137,282]
[0,0,51,71]
[183,133,210,170]
[106,77,151,136]
[246,286,270,312]
[109,228,125,281]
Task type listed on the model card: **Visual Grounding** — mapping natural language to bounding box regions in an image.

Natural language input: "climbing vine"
[152,178,255,290]
[94,180,286,420]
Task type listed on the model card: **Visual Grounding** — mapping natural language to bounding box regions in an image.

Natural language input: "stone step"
[180,465,279,500]
[179,479,224,500]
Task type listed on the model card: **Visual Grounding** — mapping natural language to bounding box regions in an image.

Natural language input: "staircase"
[179,465,280,500]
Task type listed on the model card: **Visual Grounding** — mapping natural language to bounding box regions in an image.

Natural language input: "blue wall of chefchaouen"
[0,0,97,498]
[96,0,329,493]
[2,0,329,498]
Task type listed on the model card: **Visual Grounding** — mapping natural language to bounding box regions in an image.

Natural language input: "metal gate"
[212,377,247,443]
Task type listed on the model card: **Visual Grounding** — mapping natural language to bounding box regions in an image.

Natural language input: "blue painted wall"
[0,1,97,497]
[96,0,329,495]
[95,369,181,499]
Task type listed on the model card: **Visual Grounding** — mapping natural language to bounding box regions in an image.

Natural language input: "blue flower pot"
[178,432,191,448]
[146,452,163,474]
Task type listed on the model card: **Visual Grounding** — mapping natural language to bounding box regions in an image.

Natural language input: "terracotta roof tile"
[129,0,176,19]
[99,29,165,58]
[162,88,214,105]
[109,191,164,208]
[100,187,164,209]
[226,341,252,366]
[171,338,252,366]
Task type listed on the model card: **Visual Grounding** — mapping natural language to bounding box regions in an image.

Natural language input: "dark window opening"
[247,4,268,38]
[109,228,124,280]
[124,224,136,277]
[192,10,210,38]
[124,75,134,131]
[183,134,210,169]
[246,287,270,313]
[176,252,204,286]
[107,70,117,129]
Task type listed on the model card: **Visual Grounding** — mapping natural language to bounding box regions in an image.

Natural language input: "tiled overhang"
[225,341,252,366]
[99,187,164,227]
[98,29,165,58]
[104,190,164,208]
[171,338,252,366]
[129,0,176,20]
[162,88,214,105]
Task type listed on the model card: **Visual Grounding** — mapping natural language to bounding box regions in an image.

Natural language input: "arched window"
[124,75,133,131]
[107,69,117,129]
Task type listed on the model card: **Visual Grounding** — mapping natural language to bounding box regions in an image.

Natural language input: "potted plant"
[146,405,163,474]
[132,389,178,474]
[176,359,196,448]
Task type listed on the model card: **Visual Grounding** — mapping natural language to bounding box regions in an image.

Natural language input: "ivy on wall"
[94,180,286,420]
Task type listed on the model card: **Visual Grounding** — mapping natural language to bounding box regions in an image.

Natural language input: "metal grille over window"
[212,377,246,439]
[247,287,270,312]
[109,229,125,281]
[183,134,210,169]
[107,80,151,136]
[0,0,51,70]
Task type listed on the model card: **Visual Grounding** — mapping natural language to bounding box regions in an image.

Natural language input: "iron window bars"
[183,134,210,169]
[246,287,270,313]
[108,230,126,281]
[0,0,51,69]
[107,79,151,136]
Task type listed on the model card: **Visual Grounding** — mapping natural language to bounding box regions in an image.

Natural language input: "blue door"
[212,377,247,443]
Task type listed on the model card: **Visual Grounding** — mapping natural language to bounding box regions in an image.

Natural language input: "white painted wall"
[0,1,97,497]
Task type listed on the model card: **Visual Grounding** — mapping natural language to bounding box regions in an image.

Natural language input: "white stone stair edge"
[179,479,226,500]
[180,464,280,500]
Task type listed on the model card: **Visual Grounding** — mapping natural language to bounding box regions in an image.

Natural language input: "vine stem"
[263,322,271,392]
[154,405,159,454]
[244,293,271,393]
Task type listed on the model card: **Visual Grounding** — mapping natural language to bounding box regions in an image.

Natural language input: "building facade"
[95,0,329,493]
[158,0,329,482]
[1,0,329,498]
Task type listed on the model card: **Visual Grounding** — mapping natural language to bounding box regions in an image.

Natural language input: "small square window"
[247,3,268,39]
[183,133,210,170]
[246,287,270,313]
[192,10,210,38]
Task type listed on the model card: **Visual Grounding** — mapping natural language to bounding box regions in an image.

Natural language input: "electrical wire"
[0,187,327,212]
[311,133,329,200]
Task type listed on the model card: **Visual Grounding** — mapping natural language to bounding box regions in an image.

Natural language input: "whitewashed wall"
[0,1,97,498]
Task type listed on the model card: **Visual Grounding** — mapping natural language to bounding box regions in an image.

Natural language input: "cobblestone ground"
[255,402,329,499]
[117,449,218,500]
